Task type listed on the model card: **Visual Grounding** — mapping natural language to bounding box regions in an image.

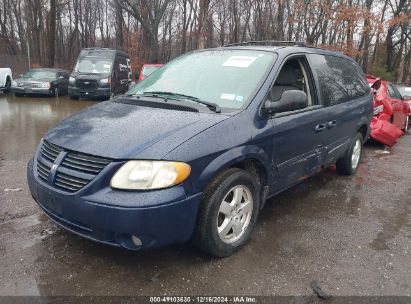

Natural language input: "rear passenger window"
[307,54,370,106]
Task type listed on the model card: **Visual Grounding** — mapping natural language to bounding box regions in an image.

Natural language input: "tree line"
[0,0,410,81]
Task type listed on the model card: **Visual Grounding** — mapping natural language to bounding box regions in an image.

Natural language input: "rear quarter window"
[307,54,370,106]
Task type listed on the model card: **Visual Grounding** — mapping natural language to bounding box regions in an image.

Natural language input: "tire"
[14,92,24,97]
[69,95,79,100]
[4,77,11,93]
[193,168,260,257]
[336,133,363,175]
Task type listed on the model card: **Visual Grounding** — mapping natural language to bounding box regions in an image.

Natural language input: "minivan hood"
[44,101,228,159]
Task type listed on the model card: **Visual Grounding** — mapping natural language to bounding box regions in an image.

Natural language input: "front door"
[267,56,326,192]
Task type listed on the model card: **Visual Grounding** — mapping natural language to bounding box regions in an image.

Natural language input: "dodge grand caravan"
[27,42,373,257]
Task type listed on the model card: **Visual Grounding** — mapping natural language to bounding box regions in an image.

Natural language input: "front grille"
[76,79,98,90]
[30,82,41,88]
[36,140,112,193]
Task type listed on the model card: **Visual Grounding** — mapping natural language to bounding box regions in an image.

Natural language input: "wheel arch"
[357,123,369,140]
[196,145,272,195]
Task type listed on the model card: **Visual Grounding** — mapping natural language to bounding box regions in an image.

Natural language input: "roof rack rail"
[222,40,306,47]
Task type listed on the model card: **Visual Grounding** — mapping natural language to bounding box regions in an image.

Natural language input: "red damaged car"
[366,75,410,146]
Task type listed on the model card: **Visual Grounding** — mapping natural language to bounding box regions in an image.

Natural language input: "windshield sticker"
[235,96,244,102]
[221,93,236,101]
[405,87,411,92]
[104,64,111,68]
[223,56,257,68]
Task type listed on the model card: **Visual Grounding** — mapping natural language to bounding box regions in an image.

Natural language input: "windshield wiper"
[141,91,221,113]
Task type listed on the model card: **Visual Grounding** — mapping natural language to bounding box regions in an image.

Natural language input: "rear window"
[307,54,370,106]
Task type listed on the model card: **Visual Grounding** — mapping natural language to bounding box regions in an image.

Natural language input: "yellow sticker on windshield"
[223,56,257,68]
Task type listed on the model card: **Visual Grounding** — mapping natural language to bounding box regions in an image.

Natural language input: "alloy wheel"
[217,185,253,244]
[351,139,362,169]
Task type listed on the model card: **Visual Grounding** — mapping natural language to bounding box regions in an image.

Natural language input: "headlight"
[110,160,191,190]
[100,78,110,84]
[69,76,75,84]
[41,82,50,88]
[11,81,17,86]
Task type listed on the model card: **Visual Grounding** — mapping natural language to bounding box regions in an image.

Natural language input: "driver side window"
[269,57,314,106]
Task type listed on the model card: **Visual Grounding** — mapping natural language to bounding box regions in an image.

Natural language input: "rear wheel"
[336,133,363,175]
[4,77,11,93]
[193,168,260,257]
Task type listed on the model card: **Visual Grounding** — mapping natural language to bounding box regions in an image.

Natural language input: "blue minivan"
[27,42,373,257]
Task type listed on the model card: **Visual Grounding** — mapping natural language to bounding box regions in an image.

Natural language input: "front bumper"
[27,159,202,250]
[11,86,53,95]
[68,86,110,99]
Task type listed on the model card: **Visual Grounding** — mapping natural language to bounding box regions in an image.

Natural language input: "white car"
[0,68,13,93]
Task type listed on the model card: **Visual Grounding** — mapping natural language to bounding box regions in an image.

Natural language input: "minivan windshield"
[127,50,276,109]
[23,70,56,80]
[74,58,112,74]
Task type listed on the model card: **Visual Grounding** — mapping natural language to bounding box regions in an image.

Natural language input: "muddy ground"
[0,93,410,297]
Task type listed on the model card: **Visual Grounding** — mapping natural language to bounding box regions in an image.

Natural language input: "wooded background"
[0,0,410,81]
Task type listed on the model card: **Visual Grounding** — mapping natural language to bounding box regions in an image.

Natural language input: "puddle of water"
[0,94,96,161]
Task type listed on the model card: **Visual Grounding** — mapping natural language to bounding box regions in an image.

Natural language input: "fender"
[196,144,273,193]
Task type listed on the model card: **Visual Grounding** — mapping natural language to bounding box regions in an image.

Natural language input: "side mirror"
[264,90,308,115]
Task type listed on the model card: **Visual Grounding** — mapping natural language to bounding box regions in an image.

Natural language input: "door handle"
[315,123,327,132]
[327,120,337,128]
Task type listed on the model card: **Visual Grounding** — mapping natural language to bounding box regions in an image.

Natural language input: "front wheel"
[193,168,260,257]
[336,133,363,175]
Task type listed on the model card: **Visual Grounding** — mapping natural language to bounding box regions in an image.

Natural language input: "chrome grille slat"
[66,154,111,165]
[61,161,102,174]
[37,165,49,176]
[36,160,50,182]
[43,140,63,154]
[42,145,60,157]
[41,148,57,162]
[56,173,90,186]
[54,181,80,192]
[63,157,107,170]
[36,140,112,193]
[55,177,85,188]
